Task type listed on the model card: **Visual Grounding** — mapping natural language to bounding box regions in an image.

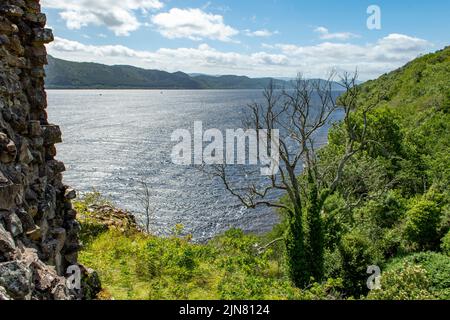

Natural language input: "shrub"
[367,263,434,300]
[442,231,450,256]
[298,278,344,300]
[364,191,406,229]
[338,231,376,298]
[384,252,450,299]
[404,198,442,250]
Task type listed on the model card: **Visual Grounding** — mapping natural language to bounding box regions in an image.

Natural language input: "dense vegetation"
[77,46,450,300]
[76,193,340,300]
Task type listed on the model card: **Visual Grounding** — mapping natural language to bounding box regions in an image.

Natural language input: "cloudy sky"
[42,0,449,80]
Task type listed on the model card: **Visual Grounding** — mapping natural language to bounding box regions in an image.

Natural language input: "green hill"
[45,56,203,89]
[310,46,450,298]
[357,46,450,116]
[44,56,345,90]
[193,74,286,89]
[44,56,288,89]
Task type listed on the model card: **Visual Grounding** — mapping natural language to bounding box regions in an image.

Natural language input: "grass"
[75,193,344,300]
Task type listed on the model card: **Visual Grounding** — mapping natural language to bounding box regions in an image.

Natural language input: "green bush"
[442,231,450,256]
[338,231,376,298]
[385,252,450,299]
[365,191,406,229]
[404,198,442,250]
[367,263,434,300]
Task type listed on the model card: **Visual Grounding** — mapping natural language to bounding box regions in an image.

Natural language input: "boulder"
[0,261,33,300]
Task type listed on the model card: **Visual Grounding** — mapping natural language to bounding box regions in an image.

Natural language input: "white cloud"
[47,37,288,76]
[47,34,431,80]
[251,52,288,65]
[41,0,164,36]
[244,29,279,37]
[151,8,238,42]
[314,26,359,40]
[261,43,275,49]
[276,34,430,78]
[48,37,154,59]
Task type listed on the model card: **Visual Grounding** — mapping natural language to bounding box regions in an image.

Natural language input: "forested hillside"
[305,45,450,298]
[45,56,286,89]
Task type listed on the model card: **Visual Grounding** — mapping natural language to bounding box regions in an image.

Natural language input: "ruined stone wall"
[0,0,81,300]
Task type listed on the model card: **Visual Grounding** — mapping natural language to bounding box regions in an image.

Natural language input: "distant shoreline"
[45,87,346,91]
[45,87,269,90]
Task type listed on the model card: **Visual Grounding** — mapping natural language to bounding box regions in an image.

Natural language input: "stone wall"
[0,0,83,300]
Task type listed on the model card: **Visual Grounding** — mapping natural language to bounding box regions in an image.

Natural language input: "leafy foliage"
[441,231,450,256]
[367,263,434,300]
[404,194,444,251]
[375,252,450,300]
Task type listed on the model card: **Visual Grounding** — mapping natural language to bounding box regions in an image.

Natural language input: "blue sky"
[42,0,449,80]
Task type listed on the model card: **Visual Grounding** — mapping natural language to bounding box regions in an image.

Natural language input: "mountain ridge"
[44,56,345,90]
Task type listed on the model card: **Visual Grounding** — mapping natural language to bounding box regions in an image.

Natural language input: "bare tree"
[136,179,153,234]
[209,71,376,287]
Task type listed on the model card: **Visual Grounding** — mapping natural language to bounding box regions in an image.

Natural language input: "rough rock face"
[0,0,92,300]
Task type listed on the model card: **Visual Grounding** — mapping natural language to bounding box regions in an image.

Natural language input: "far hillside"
[44,56,344,90]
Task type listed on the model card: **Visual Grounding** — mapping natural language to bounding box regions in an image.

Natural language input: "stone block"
[32,28,53,45]
[41,125,62,145]
[0,5,24,18]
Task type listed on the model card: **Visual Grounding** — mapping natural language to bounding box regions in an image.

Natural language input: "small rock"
[0,132,9,144]
[16,209,35,233]
[19,143,34,164]
[29,120,42,137]
[0,286,11,300]
[7,212,23,237]
[26,226,41,242]
[52,281,71,300]
[0,34,10,45]
[6,140,16,154]
[27,205,38,218]
[46,159,66,174]
[65,209,77,220]
[64,188,77,200]
[34,266,55,291]
[25,13,46,27]
[0,223,16,254]
[0,170,10,185]
[0,184,21,210]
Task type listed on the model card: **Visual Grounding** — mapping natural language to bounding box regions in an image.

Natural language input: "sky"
[42,0,450,80]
